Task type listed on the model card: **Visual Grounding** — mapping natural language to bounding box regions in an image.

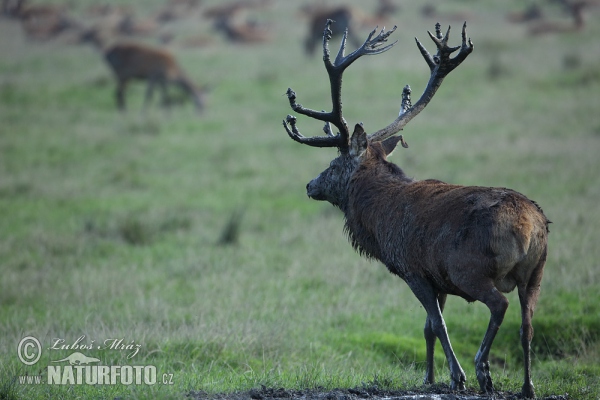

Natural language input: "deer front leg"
[158,80,170,109]
[406,276,466,391]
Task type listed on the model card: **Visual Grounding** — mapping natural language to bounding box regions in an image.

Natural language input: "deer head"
[305,123,406,208]
[283,20,473,209]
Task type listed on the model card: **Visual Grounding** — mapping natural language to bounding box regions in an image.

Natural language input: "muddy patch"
[188,384,569,400]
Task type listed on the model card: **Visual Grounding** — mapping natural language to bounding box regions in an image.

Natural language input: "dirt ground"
[187,384,570,400]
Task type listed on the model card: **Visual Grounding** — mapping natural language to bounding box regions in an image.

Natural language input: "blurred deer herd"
[1,0,597,112]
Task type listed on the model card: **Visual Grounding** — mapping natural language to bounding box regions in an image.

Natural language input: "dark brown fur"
[346,142,549,300]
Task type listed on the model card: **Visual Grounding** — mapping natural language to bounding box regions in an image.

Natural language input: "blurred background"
[1,0,599,398]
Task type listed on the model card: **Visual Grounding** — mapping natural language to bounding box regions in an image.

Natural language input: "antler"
[368,22,474,143]
[283,19,397,151]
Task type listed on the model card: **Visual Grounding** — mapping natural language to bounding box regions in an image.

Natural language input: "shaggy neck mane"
[342,145,414,261]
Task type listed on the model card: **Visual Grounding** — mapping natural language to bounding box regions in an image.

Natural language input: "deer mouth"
[306,181,326,201]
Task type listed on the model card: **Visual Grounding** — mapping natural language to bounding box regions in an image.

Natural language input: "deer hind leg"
[466,282,509,394]
[406,277,465,391]
[518,258,545,399]
[424,293,447,385]
[476,291,509,394]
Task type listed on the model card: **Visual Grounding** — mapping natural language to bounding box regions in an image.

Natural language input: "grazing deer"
[213,15,271,44]
[203,0,272,44]
[14,2,77,40]
[84,32,206,112]
[202,0,270,20]
[506,4,543,24]
[106,43,207,112]
[2,0,25,18]
[155,0,201,24]
[420,4,473,22]
[282,20,549,398]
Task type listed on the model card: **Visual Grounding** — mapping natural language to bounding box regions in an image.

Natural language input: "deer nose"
[306,179,325,201]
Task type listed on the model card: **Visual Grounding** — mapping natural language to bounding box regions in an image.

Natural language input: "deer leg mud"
[116,79,127,111]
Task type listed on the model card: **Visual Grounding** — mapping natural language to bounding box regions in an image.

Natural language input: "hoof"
[522,382,536,399]
[476,362,494,394]
[423,370,435,386]
[450,377,466,391]
[449,365,466,392]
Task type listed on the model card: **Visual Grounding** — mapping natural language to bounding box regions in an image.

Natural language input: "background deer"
[84,31,207,112]
[527,0,587,35]
[300,5,360,56]
[212,15,271,44]
[282,21,549,398]
[7,1,79,40]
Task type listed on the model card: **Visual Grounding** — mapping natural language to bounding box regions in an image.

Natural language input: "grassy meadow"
[1,0,599,399]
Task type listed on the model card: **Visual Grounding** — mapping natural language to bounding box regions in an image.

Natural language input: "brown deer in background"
[203,0,272,44]
[528,0,587,35]
[105,43,207,112]
[282,20,549,398]
[213,15,271,44]
[84,32,207,112]
[8,1,78,40]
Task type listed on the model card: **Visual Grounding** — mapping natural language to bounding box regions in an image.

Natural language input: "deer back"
[344,142,549,297]
[104,43,180,81]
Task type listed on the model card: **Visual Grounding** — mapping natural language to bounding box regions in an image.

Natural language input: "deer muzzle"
[306,179,326,201]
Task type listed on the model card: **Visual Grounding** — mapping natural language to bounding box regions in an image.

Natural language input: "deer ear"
[381,135,403,157]
[350,123,368,157]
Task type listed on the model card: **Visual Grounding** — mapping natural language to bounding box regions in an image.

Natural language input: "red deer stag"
[281,20,549,398]
[85,32,207,112]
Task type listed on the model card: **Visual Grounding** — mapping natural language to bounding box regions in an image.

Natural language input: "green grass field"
[1,1,599,399]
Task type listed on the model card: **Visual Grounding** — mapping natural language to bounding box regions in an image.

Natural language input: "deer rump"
[346,165,548,301]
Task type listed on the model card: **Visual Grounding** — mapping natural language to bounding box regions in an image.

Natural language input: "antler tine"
[333,25,398,69]
[368,22,473,143]
[282,21,400,151]
[285,88,330,122]
[282,115,343,148]
[334,28,349,66]
[324,23,398,145]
